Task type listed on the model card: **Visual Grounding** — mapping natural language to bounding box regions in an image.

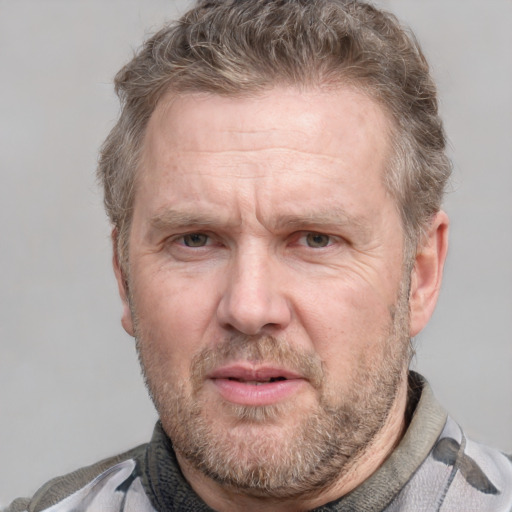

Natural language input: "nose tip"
[216,261,291,336]
[218,296,287,336]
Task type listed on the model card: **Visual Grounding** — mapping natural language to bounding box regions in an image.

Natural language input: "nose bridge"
[217,238,291,335]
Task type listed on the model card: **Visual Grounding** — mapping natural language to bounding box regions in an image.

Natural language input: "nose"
[216,247,292,336]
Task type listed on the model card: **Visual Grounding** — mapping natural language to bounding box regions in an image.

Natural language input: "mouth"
[207,365,306,405]
[226,376,288,385]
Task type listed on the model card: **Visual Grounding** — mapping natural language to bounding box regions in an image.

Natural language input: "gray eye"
[306,233,330,248]
[183,233,209,247]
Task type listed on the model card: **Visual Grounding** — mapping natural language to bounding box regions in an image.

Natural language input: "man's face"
[119,87,413,498]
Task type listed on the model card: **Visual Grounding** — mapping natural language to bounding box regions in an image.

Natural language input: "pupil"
[184,234,207,247]
[307,233,329,247]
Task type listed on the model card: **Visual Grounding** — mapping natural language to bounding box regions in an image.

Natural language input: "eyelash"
[172,231,339,250]
[181,233,211,248]
[298,232,334,248]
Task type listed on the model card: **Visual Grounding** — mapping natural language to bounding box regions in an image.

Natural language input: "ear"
[112,228,135,337]
[409,210,449,337]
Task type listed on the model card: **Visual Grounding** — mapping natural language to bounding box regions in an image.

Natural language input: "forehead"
[142,86,392,158]
[136,86,395,222]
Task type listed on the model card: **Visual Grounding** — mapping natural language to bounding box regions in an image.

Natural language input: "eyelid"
[296,231,337,246]
[165,231,212,246]
[166,230,344,249]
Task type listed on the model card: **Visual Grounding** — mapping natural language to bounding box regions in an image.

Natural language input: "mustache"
[190,334,325,390]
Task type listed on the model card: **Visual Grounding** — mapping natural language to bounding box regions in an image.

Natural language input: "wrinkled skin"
[114,87,448,511]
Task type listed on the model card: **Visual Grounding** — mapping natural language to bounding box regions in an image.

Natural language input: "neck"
[177,375,410,512]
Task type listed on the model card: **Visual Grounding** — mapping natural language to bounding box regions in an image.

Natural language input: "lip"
[207,364,306,406]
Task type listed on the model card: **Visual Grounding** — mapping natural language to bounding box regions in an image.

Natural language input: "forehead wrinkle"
[158,148,359,164]
[152,150,368,187]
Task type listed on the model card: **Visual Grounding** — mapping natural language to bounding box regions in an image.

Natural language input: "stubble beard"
[134,284,412,500]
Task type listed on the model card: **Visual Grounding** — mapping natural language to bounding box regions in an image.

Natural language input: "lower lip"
[210,378,305,406]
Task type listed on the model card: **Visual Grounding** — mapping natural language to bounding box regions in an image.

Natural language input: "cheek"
[130,271,221,372]
[295,275,396,371]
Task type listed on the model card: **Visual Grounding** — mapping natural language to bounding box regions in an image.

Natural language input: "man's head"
[100,0,450,508]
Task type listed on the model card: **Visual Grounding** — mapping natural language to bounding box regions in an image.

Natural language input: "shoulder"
[440,425,512,510]
[392,416,512,511]
[3,444,151,512]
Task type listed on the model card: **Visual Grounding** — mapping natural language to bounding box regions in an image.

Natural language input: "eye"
[304,232,332,248]
[182,233,209,247]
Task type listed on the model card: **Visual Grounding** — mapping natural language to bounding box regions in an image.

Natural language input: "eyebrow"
[271,208,372,233]
[148,209,228,232]
[147,206,373,238]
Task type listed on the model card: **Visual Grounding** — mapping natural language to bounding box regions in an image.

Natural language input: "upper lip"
[207,364,304,382]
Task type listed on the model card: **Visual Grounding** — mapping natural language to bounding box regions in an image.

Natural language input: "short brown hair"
[98,0,451,265]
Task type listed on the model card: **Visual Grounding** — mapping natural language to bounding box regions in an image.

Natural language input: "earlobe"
[112,228,135,337]
[409,211,449,337]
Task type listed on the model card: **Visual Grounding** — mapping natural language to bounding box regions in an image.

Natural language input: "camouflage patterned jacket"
[5,374,512,511]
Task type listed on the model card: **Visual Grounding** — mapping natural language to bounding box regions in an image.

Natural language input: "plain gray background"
[1,0,511,505]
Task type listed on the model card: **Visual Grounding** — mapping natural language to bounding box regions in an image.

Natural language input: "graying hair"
[98,0,451,267]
